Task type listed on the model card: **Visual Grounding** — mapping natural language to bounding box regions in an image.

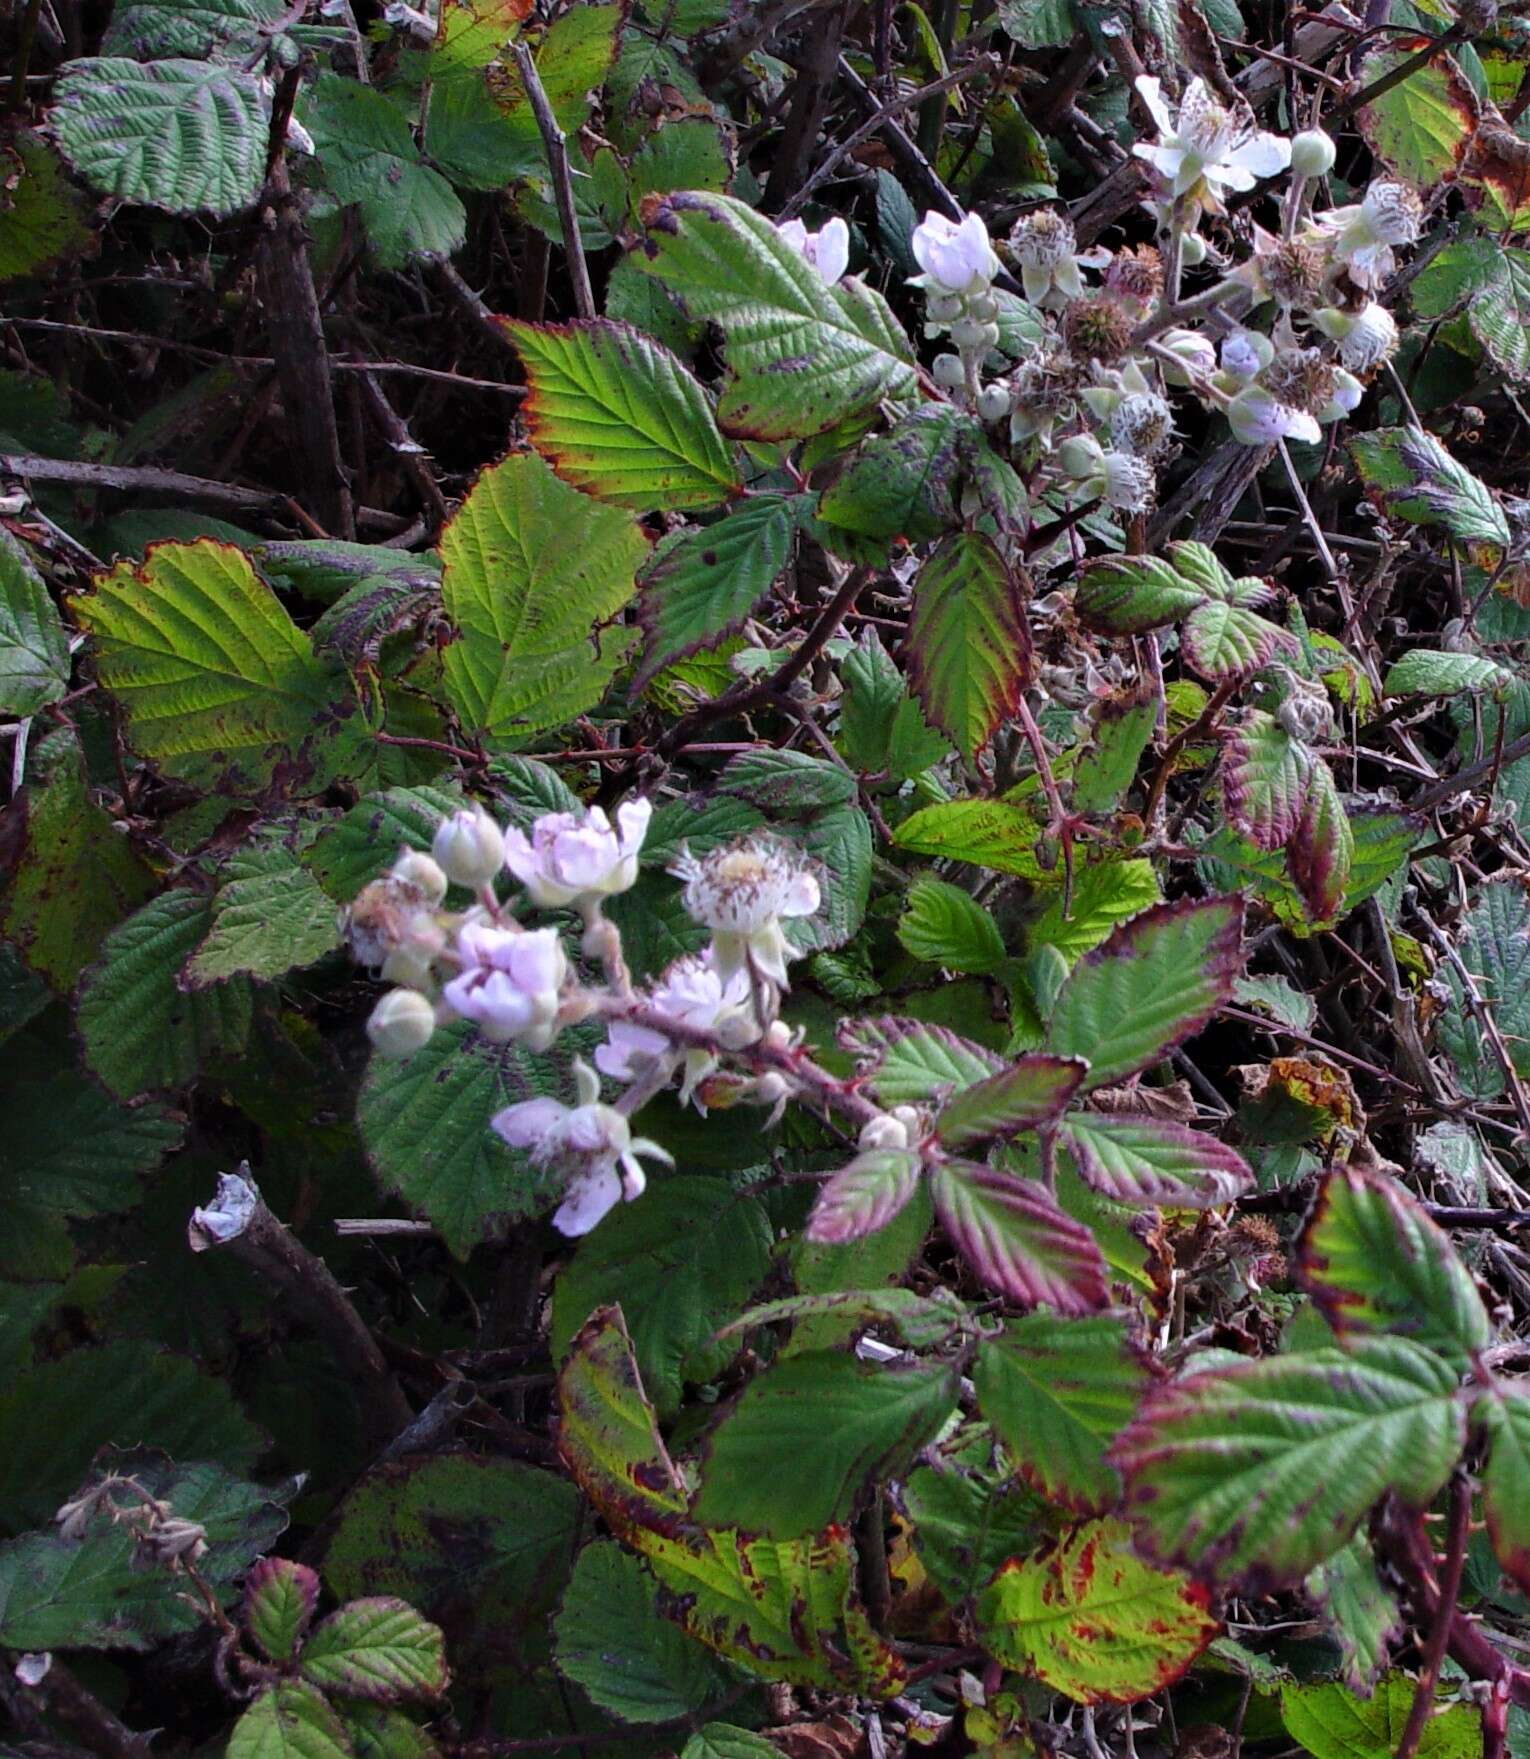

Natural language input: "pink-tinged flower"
[911,211,1000,295]
[596,952,759,1107]
[441,923,566,1048]
[1321,180,1420,289]
[432,806,504,890]
[776,216,850,285]
[502,800,651,910]
[1132,76,1289,211]
[1225,384,1321,447]
[492,1059,673,1235]
[671,837,820,989]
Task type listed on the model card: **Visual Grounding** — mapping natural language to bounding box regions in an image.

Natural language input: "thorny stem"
[1012,692,1075,913]
[1395,1472,1472,1759]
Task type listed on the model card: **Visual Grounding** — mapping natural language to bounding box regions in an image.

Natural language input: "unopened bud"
[927,292,963,322]
[132,1517,208,1570]
[1057,433,1105,479]
[976,383,1012,422]
[432,806,504,890]
[1290,129,1337,178]
[858,1114,911,1153]
[367,988,436,1059]
[1178,232,1208,267]
[390,848,448,905]
[932,352,966,389]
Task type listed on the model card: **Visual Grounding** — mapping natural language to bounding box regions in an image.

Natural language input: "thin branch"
[1396,1475,1472,1759]
[512,40,596,321]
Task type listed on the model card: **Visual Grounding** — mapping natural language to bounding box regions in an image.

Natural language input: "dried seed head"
[1102,244,1163,308]
[1008,207,1076,269]
[1259,234,1325,307]
[1360,179,1422,246]
[1262,345,1337,415]
[1062,294,1134,363]
[1110,390,1175,457]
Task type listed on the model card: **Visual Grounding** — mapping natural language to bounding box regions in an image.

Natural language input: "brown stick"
[511,40,595,321]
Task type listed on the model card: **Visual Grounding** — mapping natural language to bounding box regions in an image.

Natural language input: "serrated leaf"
[1114,1338,1466,1591]
[1351,427,1511,548]
[898,876,1008,974]
[1223,712,1315,849]
[1384,649,1511,696]
[904,1457,1045,1606]
[974,1313,1152,1512]
[1182,598,1295,681]
[1438,880,1530,1099]
[726,1287,965,1353]
[1287,756,1354,927]
[100,0,291,55]
[549,1176,774,1419]
[245,1558,320,1665]
[908,532,1031,761]
[891,797,1047,877]
[973,1517,1217,1704]
[817,405,973,548]
[299,1599,448,1704]
[311,574,439,670]
[635,190,917,440]
[937,1054,1087,1149]
[77,889,254,1100]
[682,1727,780,1759]
[1045,897,1244,1092]
[803,1149,923,1245]
[1478,1385,1530,1595]
[306,786,462,899]
[1075,553,1207,633]
[635,494,799,689]
[693,1352,959,1538]
[439,450,647,739]
[51,58,270,215]
[1072,687,1156,814]
[1028,861,1161,964]
[0,130,91,283]
[506,319,738,511]
[554,1541,736,1725]
[68,541,350,795]
[339,1706,439,1759]
[188,844,342,987]
[1061,1113,1251,1209]
[1356,41,1478,189]
[1305,1536,1402,1695]
[0,532,65,714]
[357,1019,579,1259]
[1298,1165,1490,1371]
[1281,1675,1482,1759]
[229,1683,356,1759]
[837,624,948,780]
[929,1160,1109,1315]
[838,1015,1003,1106]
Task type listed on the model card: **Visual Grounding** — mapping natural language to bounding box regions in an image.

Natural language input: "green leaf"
[1072,687,1156,814]
[550,1176,774,1418]
[1045,897,1244,1091]
[2,732,154,990]
[507,319,739,511]
[1028,861,1161,964]
[50,58,270,215]
[358,1019,579,1259]
[727,1287,965,1354]
[300,1599,448,1704]
[553,1541,737,1725]
[76,890,254,1099]
[838,1015,1002,1106]
[682,1728,780,1759]
[974,1314,1152,1512]
[635,495,800,688]
[891,798,1047,877]
[306,786,461,900]
[68,541,351,795]
[817,406,973,548]
[937,1054,1087,1149]
[0,1341,264,1533]
[973,1517,1217,1704]
[1181,598,1295,681]
[229,1684,356,1759]
[1223,712,1319,849]
[1298,1165,1491,1370]
[904,1455,1045,1606]
[244,1558,320,1665]
[1235,972,1317,1032]
[803,1149,924,1245]
[306,75,465,268]
[338,1707,439,1759]
[188,843,343,987]
[0,529,68,715]
[1281,1675,1483,1759]
[635,190,917,440]
[1075,552,1207,633]
[439,450,648,739]
[1356,41,1478,188]
[899,876,1008,974]
[1384,649,1511,696]
[101,0,291,56]
[693,1352,959,1538]
[1351,427,1511,548]
[1478,1385,1530,1595]
[1060,1113,1252,1209]
[1437,880,1530,1100]
[1305,1536,1402,1695]
[1114,1338,1466,1590]
[929,1161,1109,1315]
[907,532,1031,761]
[0,130,91,284]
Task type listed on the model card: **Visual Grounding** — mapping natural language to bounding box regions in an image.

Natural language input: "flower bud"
[976,383,1012,422]
[965,291,1000,323]
[1158,327,1218,384]
[949,314,991,349]
[927,292,963,322]
[1179,232,1208,267]
[932,352,966,389]
[367,988,437,1059]
[1056,433,1105,478]
[1290,128,1336,178]
[858,1114,911,1153]
[432,806,505,890]
[391,848,448,904]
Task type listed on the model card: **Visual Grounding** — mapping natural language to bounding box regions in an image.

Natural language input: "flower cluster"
[345,800,827,1234]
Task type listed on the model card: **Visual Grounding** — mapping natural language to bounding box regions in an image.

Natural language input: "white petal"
[775,217,809,256]
[780,871,821,917]
[552,1164,624,1236]
[1134,75,1176,138]
[1134,142,1188,183]
[492,1095,569,1149]
[1206,161,1257,194]
[1229,131,1291,179]
[1021,262,1051,305]
[815,216,850,285]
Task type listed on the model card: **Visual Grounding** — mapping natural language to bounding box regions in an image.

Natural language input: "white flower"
[1008,210,1089,308]
[441,923,566,1048]
[1321,367,1365,421]
[502,800,650,911]
[911,211,1000,295]
[1322,180,1421,289]
[671,837,820,989]
[1100,449,1155,513]
[367,988,437,1059]
[776,216,850,285]
[492,1059,673,1236]
[1312,302,1397,374]
[1225,383,1321,446]
[595,952,759,1107]
[391,848,448,905]
[432,806,505,891]
[1133,76,1290,210]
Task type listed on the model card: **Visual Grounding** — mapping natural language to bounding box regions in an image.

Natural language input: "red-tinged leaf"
[1286,757,1353,923]
[937,1054,1088,1150]
[1180,600,1296,681]
[804,1149,922,1244]
[1046,896,1245,1092]
[1477,1385,1530,1594]
[1075,554,1206,634]
[243,1556,320,1664]
[837,1015,1003,1106]
[972,1517,1218,1704]
[1061,1113,1251,1209]
[1298,1165,1491,1371]
[1222,711,1313,850]
[505,318,739,511]
[907,532,1032,761]
[928,1160,1109,1316]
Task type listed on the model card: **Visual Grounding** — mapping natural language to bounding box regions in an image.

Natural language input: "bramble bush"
[12,2,1530,1757]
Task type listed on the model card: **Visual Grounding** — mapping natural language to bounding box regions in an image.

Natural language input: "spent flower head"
[672,835,821,989]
